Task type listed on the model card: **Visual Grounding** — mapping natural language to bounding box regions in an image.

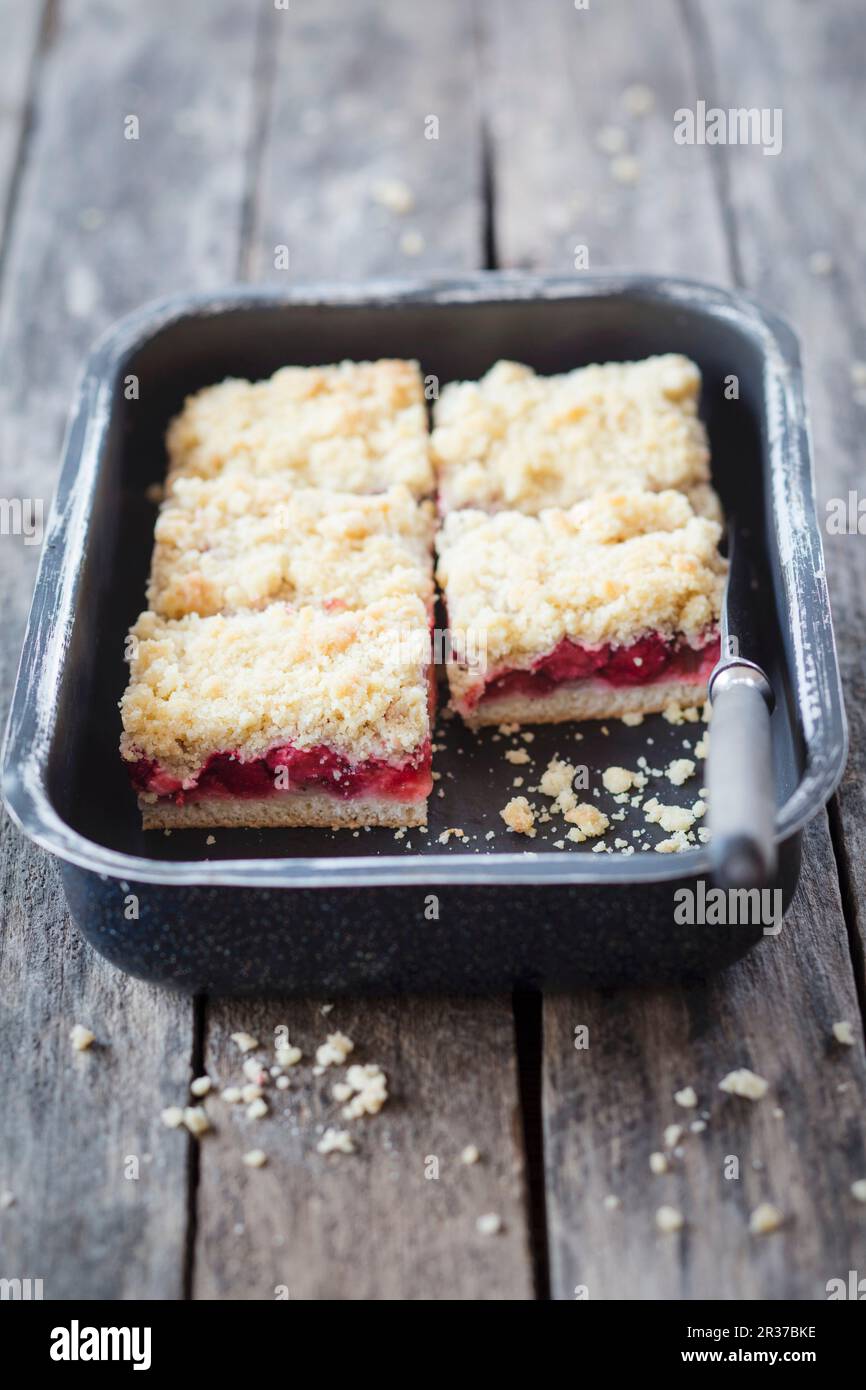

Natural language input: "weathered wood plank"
[482,0,866,1299]
[244,0,483,280]
[0,0,45,254]
[479,0,730,275]
[191,2,535,1301]
[691,0,866,988]
[195,998,533,1300]
[544,820,866,1299]
[0,0,261,1298]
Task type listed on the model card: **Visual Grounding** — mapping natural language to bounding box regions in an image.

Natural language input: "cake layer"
[435,490,726,716]
[120,595,432,785]
[140,792,426,831]
[166,359,433,498]
[148,479,435,618]
[432,355,717,516]
[464,678,713,728]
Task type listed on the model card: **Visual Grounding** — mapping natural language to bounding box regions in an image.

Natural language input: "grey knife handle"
[707,663,776,890]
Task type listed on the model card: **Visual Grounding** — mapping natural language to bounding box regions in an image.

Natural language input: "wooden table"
[1,0,864,1301]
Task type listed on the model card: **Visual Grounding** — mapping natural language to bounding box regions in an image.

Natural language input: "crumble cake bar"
[148,479,435,618]
[431,355,719,518]
[435,490,726,726]
[120,595,433,830]
[165,359,433,498]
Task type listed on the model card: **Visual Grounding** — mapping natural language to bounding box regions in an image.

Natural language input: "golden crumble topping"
[431,356,713,514]
[166,359,433,497]
[436,490,726,706]
[120,595,431,780]
[148,479,435,618]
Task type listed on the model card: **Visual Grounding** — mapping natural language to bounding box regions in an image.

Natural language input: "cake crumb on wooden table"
[317,1128,356,1156]
[749,1203,784,1235]
[340,1063,388,1118]
[719,1069,769,1101]
[655,1205,684,1234]
[315,1033,354,1068]
[476,1212,503,1235]
[70,1025,95,1052]
[183,1106,211,1136]
[371,176,415,214]
[623,81,655,115]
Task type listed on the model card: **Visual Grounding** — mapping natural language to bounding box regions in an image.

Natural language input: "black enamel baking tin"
[1,273,847,994]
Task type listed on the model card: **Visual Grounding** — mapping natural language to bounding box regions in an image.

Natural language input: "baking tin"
[1,273,847,993]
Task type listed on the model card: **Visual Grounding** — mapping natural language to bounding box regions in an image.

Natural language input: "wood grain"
[690,0,866,987]
[0,0,45,258]
[543,820,866,1300]
[190,0,535,1301]
[481,0,866,1299]
[478,0,731,276]
[0,0,261,1299]
[244,0,483,279]
[194,998,533,1300]
[2,0,864,1304]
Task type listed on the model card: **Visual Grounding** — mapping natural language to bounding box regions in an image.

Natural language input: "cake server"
[707,525,776,890]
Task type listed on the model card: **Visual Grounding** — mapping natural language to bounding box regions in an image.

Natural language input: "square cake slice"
[431,355,719,518]
[435,490,726,726]
[165,359,433,498]
[120,596,433,830]
[147,479,435,618]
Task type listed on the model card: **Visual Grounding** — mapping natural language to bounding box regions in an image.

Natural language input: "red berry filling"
[476,633,719,706]
[128,739,432,806]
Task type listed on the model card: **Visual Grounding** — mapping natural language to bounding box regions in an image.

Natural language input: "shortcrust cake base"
[140,792,426,832]
[459,678,709,728]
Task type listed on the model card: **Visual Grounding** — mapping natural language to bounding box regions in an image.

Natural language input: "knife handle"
[706,663,776,890]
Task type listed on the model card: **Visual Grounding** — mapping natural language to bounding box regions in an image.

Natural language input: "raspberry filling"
[476,633,719,706]
[128,739,432,805]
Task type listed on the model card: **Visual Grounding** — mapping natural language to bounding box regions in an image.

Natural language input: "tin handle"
[707,667,776,890]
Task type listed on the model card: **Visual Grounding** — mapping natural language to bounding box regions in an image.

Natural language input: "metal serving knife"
[706,526,777,890]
